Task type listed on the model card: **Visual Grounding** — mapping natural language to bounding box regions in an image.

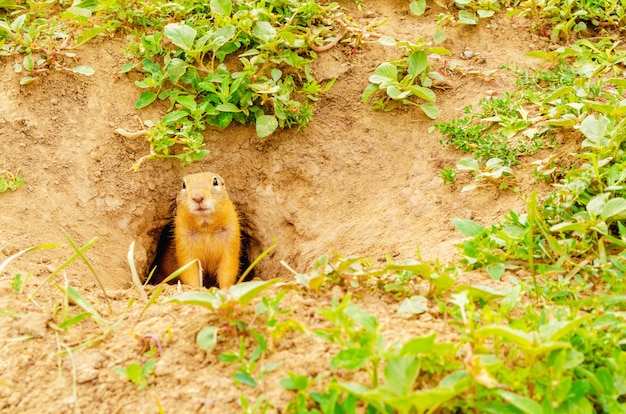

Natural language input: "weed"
[121,0,350,167]
[508,0,626,42]
[218,333,280,389]
[0,4,99,84]
[440,167,457,184]
[0,170,25,192]
[11,273,32,293]
[114,359,156,390]
[456,157,515,192]
[362,36,450,119]
[286,251,456,298]
[436,93,548,166]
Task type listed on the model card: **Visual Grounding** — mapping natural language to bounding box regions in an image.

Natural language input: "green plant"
[314,295,385,388]
[121,0,350,167]
[0,170,25,192]
[508,0,626,42]
[306,297,466,413]
[218,333,280,388]
[114,359,156,390]
[0,4,102,84]
[448,288,626,413]
[456,157,515,192]
[362,36,450,119]
[165,278,280,353]
[53,283,109,332]
[286,251,456,298]
[11,273,32,293]
[436,93,549,166]
[440,167,456,184]
[454,0,500,24]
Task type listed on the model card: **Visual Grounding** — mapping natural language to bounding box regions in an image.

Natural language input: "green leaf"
[458,10,477,25]
[579,114,609,144]
[76,27,105,45]
[280,373,309,391]
[374,385,460,413]
[66,286,102,320]
[387,86,411,100]
[420,102,440,119]
[23,54,34,71]
[550,221,593,233]
[332,349,369,370]
[0,20,11,34]
[71,65,95,76]
[218,351,239,363]
[229,278,280,306]
[456,158,479,171]
[456,285,507,302]
[164,23,197,51]
[196,326,218,352]
[295,272,326,291]
[161,110,189,125]
[433,29,446,44]
[211,25,236,48]
[210,0,232,16]
[135,92,157,109]
[595,367,616,395]
[477,9,495,18]
[587,193,610,217]
[59,312,92,329]
[62,6,92,19]
[478,325,532,348]
[252,21,276,42]
[409,0,426,16]
[409,85,436,102]
[369,62,398,85]
[378,35,396,47]
[486,263,505,280]
[215,103,240,112]
[118,363,141,382]
[345,303,378,332]
[496,390,543,414]
[166,58,187,84]
[600,198,626,221]
[175,95,197,111]
[398,296,428,315]
[119,63,137,73]
[452,218,484,237]
[407,51,428,77]
[400,334,436,355]
[141,359,155,378]
[256,115,278,138]
[10,14,26,31]
[235,372,257,387]
[525,50,548,59]
[0,243,64,274]
[362,83,380,103]
[384,356,420,395]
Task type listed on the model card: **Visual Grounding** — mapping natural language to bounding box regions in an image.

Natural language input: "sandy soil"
[0,0,557,412]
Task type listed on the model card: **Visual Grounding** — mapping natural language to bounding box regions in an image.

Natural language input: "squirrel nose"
[192,194,205,204]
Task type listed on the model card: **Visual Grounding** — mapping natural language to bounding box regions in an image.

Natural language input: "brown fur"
[174,172,240,289]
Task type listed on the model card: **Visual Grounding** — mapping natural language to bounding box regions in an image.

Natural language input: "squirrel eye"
[182,180,186,190]
[213,177,218,186]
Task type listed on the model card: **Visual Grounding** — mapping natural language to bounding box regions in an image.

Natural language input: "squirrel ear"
[182,179,186,190]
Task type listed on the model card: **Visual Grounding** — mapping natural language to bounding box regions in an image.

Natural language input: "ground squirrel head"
[178,172,230,217]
